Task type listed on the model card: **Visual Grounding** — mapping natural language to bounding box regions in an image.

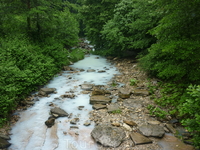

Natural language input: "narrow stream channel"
[9,55,119,150]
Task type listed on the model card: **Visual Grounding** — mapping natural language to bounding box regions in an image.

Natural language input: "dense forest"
[0,0,200,148]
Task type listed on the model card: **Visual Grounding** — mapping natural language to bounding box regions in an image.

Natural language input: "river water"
[8,55,119,150]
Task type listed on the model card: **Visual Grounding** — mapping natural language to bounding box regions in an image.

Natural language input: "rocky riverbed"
[0,55,195,150]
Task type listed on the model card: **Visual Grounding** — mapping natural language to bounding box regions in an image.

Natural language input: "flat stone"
[139,124,165,138]
[50,107,68,117]
[40,88,56,94]
[0,138,11,149]
[80,84,93,91]
[118,89,131,99]
[111,122,120,127]
[70,126,79,129]
[132,89,149,96]
[107,103,120,113]
[91,89,105,96]
[124,120,137,126]
[92,104,107,110]
[90,95,111,105]
[130,132,152,145]
[78,106,84,110]
[91,124,126,147]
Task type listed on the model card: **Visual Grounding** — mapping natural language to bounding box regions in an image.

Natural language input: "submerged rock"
[91,124,126,147]
[50,107,68,117]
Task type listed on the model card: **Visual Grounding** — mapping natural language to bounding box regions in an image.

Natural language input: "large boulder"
[90,96,111,105]
[91,124,126,147]
[0,138,11,149]
[139,124,165,138]
[50,107,68,117]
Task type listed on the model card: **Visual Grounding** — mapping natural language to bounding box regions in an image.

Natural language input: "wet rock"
[26,101,35,105]
[132,89,149,96]
[78,106,84,110]
[50,107,68,117]
[92,104,107,110]
[107,103,120,113]
[98,70,106,73]
[70,126,79,129]
[80,69,85,72]
[60,93,76,99]
[84,120,91,126]
[139,124,165,138]
[91,89,105,96]
[0,138,11,149]
[130,132,152,145]
[87,69,96,72]
[68,113,73,118]
[124,120,137,126]
[91,124,126,147]
[63,66,74,71]
[39,88,56,96]
[45,118,55,128]
[81,91,91,94]
[90,95,111,105]
[0,134,10,140]
[70,118,79,124]
[80,84,93,91]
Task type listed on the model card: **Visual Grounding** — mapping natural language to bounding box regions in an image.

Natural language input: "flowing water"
[9,55,119,150]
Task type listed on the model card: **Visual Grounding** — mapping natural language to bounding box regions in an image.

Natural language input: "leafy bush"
[179,85,200,148]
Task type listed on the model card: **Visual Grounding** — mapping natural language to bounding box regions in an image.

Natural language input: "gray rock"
[92,104,107,110]
[90,96,111,105]
[80,84,93,91]
[39,88,56,96]
[130,132,152,145]
[50,107,68,117]
[0,138,11,149]
[107,103,120,113]
[165,124,176,134]
[70,126,79,129]
[91,124,126,147]
[139,124,165,138]
[78,106,84,110]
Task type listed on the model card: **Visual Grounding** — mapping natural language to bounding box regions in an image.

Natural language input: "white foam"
[9,55,119,150]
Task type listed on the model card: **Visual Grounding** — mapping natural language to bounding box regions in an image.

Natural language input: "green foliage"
[147,105,169,119]
[179,85,200,148]
[101,0,161,56]
[68,48,85,62]
[139,0,200,84]
[130,78,137,86]
[81,0,120,50]
[111,109,122,114]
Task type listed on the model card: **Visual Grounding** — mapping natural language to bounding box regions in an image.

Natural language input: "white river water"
[8,55,119,150]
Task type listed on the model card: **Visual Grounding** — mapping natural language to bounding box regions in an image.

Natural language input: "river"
[8,54,119,150]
